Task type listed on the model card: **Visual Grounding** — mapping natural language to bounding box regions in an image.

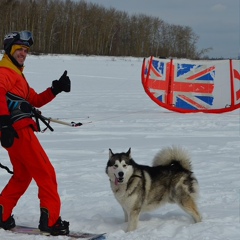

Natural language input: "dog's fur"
[106,146,201,232]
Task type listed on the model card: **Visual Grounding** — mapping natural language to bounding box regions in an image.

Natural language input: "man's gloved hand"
[51,70,71,96]
[0,115,19,148]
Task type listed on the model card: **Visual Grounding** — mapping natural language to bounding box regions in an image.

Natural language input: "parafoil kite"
[142,56,240,113]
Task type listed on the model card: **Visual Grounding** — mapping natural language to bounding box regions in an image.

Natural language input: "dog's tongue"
[115,176,119,185]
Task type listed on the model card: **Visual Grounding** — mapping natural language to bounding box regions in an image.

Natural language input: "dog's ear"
[109,148,114,158]
[126,148,131,158]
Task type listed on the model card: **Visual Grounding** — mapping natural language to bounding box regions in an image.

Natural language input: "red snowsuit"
[0,54,61,226]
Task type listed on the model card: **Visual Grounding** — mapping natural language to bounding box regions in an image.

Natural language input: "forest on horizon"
[0,0,211,59]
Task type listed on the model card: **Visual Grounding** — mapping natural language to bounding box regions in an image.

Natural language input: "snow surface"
[0,54,239,240]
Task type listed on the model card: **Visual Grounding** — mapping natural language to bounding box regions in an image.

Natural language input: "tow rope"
[0,163,13,174]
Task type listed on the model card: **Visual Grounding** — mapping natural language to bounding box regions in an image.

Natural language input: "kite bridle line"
[38,115,92,132]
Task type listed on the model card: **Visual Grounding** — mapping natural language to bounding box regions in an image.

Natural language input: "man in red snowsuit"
[0,31,70,235]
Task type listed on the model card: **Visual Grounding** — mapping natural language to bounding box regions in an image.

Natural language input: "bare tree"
[0,0,210,58]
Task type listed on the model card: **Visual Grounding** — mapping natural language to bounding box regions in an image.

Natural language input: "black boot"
[0,205,15,230]
[38,208,69,236]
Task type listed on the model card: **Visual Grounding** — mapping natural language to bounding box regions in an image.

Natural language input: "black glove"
[0,115,19,148]
[51,70,71,96]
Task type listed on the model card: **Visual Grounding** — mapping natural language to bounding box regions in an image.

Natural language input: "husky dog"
[106,146,201,232]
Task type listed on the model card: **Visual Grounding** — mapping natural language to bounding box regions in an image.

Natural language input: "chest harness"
[6,92,54,132]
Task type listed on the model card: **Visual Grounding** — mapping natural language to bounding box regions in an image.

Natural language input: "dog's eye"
[113,164,118,168]
[123,164,127,168]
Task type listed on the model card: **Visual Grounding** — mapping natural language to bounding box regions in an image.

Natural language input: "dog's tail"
[152,146,192,171]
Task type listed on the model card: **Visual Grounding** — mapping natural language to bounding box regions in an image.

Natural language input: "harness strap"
[6,92,54,132]
[32,108,54,132]
[6,92,32,122]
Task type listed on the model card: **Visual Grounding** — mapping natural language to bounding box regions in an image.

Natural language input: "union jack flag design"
[142,57,240,113]
[171,63,215,110]
[144,59,169,103]
[145,58,215,110]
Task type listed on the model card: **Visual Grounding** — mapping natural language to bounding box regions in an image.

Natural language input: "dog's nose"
[118,172,124,177]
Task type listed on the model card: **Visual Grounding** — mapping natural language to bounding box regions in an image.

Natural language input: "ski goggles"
[16,31,34,47]
[4,30,34,47]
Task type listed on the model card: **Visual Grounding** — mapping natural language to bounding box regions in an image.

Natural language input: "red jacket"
[0,54,55,131]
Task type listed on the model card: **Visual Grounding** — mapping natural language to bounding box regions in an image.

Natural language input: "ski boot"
[38,208,69,236]
[0,205,16,230]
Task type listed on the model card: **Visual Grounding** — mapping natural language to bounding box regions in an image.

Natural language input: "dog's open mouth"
[114,175,124,185]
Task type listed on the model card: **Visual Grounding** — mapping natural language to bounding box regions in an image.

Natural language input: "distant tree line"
[0,0,211,58]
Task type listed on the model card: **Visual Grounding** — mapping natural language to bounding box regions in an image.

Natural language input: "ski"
[10,225,106,239]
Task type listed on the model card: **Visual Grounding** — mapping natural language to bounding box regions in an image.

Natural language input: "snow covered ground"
[0,54,239,239]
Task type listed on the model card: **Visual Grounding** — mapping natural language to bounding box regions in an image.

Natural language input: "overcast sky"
[80,0,239,59]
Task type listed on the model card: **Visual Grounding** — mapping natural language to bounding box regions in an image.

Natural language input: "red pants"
[0,126,61,226]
